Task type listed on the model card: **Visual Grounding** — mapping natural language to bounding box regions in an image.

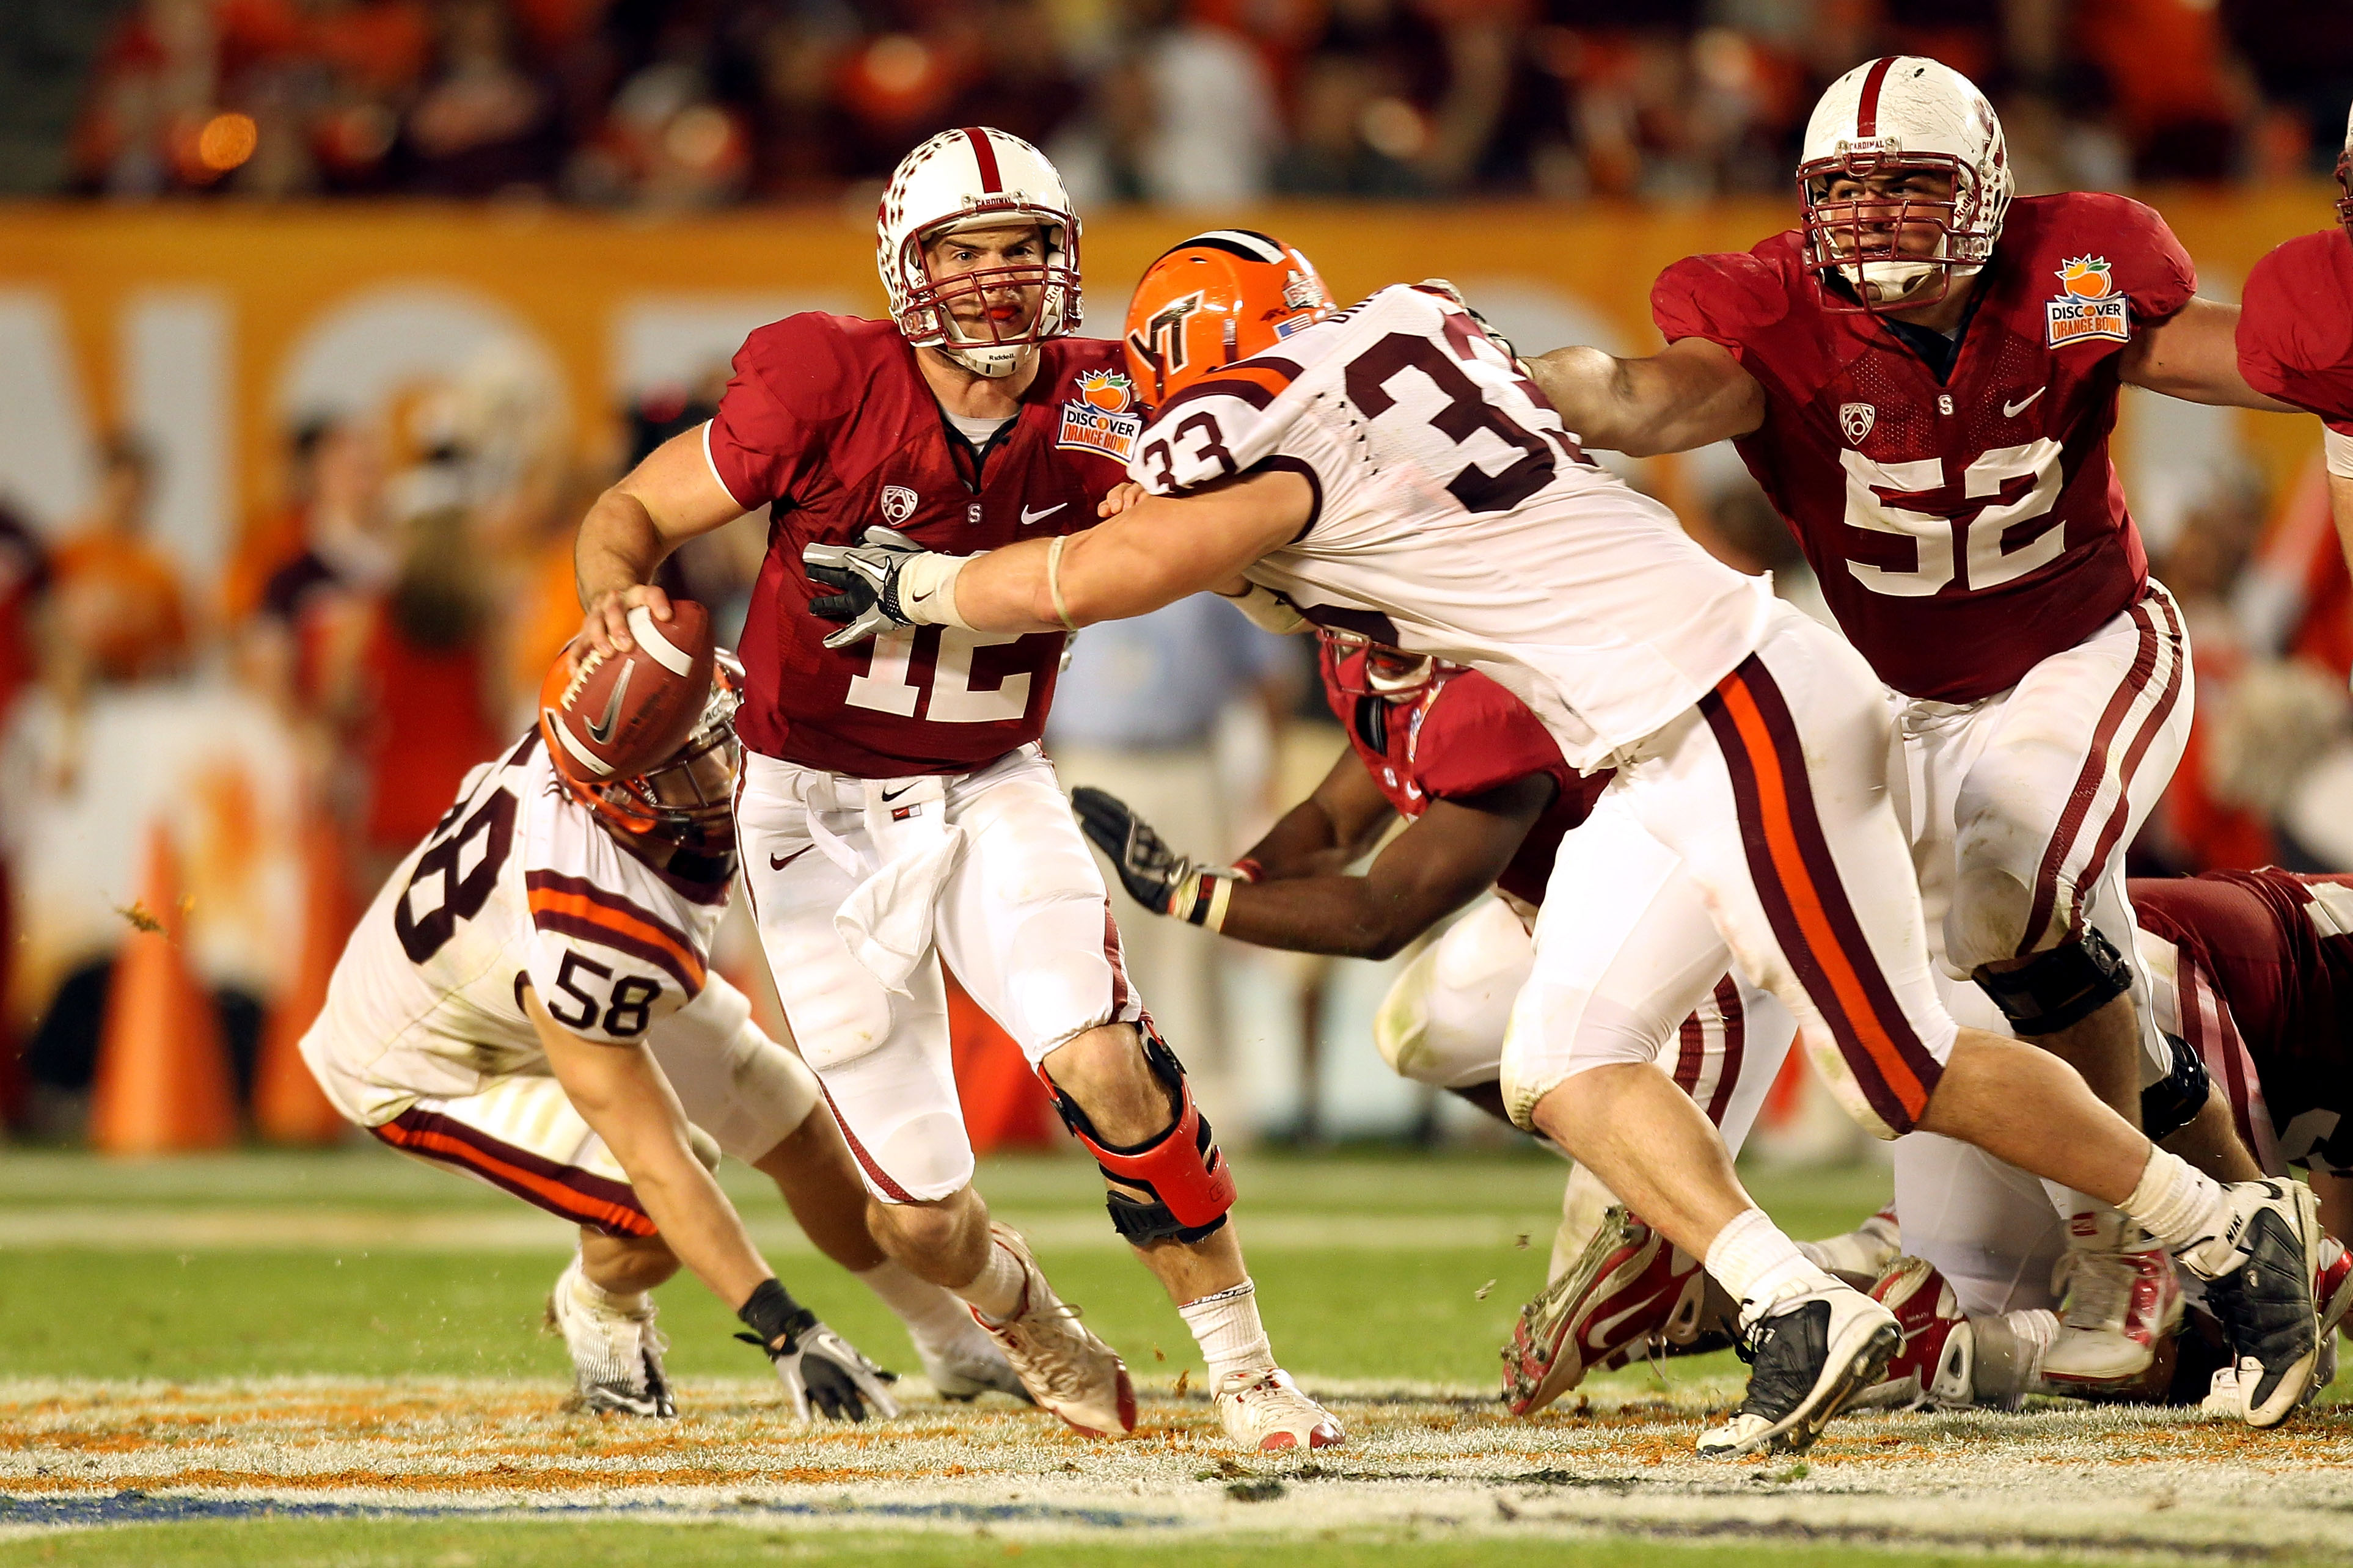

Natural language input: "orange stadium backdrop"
[0,188,2341,596]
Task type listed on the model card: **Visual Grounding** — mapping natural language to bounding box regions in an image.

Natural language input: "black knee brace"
[1042,1030,1235,1246]
[1972,925,2133,1037]
[2140,1030,2212,1142]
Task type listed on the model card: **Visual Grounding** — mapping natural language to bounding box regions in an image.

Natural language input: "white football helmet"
[877,126,1081,377]
[1797,56,2013,311]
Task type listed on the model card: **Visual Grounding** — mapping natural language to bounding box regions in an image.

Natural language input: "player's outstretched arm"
[1243,751,1402,883]
[1521,338,1766,457]
[2121,297,2302,412]
[574,425,749,657]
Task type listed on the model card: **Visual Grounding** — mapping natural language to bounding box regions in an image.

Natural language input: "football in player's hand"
[541,601,714,780]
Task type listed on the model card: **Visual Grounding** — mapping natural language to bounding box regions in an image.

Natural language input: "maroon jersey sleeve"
[2239,230,2353,431]
[704,315,862,510]
[1652,249,1795,366]
[1413,674,1576,801]
[2090,193,2197,328]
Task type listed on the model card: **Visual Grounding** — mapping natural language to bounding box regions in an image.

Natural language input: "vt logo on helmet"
[1796,56,2013,313]
[877,126,1081,378]
[1122,230,1334,407]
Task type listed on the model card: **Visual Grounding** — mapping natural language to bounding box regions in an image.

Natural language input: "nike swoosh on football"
[769,846,813,872]
[2002,387,2047,418]
[1020,502,1067,525]
[584,662,635,745]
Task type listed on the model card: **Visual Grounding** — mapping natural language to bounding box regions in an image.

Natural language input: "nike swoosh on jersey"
[1020,502,1068,525]
[584,662,635,745]
[2002,387,2047,418]
[768,846,814,872]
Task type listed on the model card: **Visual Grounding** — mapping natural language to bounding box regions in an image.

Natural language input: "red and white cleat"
[2041,1210,2183,1389]
[1213,1368,1343,1452]
[1501,1205,1704,1416]
[970,1224,1136,1436]
[1804,1202,1903,1282]
[2310,1234,2351,1394]
[1856,1255,1974,1409]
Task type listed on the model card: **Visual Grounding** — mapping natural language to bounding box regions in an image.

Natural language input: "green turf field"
[5,1144,2347,1567]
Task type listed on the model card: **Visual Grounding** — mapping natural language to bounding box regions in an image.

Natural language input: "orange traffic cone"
[252,814,354,1143]
[89,822,239,1154]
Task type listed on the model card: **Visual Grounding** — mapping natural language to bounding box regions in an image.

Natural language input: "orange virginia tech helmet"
[1123,229,1334,408]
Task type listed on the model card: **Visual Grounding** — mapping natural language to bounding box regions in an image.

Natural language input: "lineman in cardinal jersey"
[796,226,2321,1457]
[2238,102,2353,612]
[1075,628,1803,1415]
[302,649,1019,1419]
[568,129,1339,1451]
[1522,56,2297,1395]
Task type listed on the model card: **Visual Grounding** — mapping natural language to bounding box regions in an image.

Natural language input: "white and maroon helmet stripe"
[1853,56,1897,137]
[961,127,1003,192]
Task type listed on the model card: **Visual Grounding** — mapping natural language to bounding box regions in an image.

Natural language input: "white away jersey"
[1128,284,1773,770]
[301,731,733,1123]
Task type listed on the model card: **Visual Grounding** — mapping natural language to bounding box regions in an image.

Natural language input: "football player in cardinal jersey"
[569,130,1340,1452]
[794,226,2322,1454]
[2238,102,2353,610]
[301,646,1012,1421]
[1521,56,2297,1395]
[1074,628,1802,1414]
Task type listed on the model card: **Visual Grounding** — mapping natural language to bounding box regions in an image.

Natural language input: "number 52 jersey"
[301,732,733,1126]
[1652,192,2196,704]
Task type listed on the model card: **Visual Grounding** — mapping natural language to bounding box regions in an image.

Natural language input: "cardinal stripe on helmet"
[1185,229,1288,263]
[961,126,1003,192]
[1855,56,1897,137]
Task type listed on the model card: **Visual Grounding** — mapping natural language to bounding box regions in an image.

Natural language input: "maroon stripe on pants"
[814,1079,918,1203]
[2179,956,2260,1159]
[1704,977,1745,1127]
[1700,656,1942,1133]
[2020,597,2164,956]
[2071,593,2189,938]
[1672,1015,1705,1098]
[1102,906,1133,1016]
[370,1107,655,1238]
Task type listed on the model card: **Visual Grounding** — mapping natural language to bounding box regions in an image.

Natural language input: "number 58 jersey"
[301,732,733,1126]
[1129,283,1773,772]
[1652,192,2196,704]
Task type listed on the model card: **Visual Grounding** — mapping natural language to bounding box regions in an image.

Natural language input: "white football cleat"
[1695,1274,1898,1460]
[2188,1178,2321,1428]
[2042,1210,2183,1389]
[1502,1204,1705,1417]
[547,1256,675,1418]
[1854,1255,1974,1409]
[1212,1368,1343,1453]
[1803,1202,1901,1282]
[970,1223,1136,1436]
[920,1321,1031,1403]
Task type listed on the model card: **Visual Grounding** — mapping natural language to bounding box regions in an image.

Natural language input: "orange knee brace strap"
[1043,1032,1237,1245]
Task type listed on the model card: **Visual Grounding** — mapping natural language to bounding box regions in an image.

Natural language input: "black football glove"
[735,1279,899,1424]
[802,526,924,651]
[1072,786,1198,917]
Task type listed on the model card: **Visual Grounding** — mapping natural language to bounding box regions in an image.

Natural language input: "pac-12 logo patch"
[2046,256,2130,348]
[1839,403,1876,444]
[880,484,918,524]
[1058,370,1143,462]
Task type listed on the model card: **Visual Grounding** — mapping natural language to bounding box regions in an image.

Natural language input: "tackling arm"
[525,985,772,1307]
[574,426,750,657]
[1520,337,1766,456]
[2121,298,2302,411]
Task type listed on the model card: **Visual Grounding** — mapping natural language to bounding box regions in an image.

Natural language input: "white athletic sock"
[856,1259,979,1352]
[571,1266,647,1318]
[2120,1147,2236,1274]
[1178,1280,1275,1385]
[956,1238,1030,1324]
[1706,1208,1821,1315]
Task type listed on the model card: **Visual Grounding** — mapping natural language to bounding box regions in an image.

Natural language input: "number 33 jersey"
[1129,283,1772,772]
[1653,192,2196,704]
[301,732,733,1124]
[705,313,1133,778]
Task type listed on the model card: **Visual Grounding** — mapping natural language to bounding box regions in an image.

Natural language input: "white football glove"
[803,526,929,650]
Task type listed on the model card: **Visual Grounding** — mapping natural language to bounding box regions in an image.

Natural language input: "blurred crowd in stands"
[24,0,2353,206]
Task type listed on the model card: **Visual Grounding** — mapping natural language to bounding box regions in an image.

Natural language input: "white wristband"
[2326,425,2353,481]
[896,553,972,629]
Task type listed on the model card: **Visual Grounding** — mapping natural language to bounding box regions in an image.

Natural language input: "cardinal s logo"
[1839,403,1876,445]
[879,485,918,525]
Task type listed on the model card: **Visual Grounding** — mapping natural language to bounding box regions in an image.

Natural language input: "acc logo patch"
[1058,370,1143,462]
[880,484,918,524]
[2046,255,2130,348]
[1839,402,1876,444]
